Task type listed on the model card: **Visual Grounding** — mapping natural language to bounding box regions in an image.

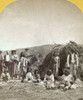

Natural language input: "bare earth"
[0,80,83,100]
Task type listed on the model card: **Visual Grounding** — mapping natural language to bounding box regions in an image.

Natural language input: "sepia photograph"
[0,0,83,100]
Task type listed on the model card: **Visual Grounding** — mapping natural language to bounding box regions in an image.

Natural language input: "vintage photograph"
[0,0,83,100]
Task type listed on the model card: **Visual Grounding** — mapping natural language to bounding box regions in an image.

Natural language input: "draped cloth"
[53,56,60,77]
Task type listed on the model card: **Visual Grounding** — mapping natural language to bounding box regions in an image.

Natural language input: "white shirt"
[44,74,54,83]
[1,72,10,80]
[76,54,79,66]
[67,54,70,67]
[21,57,27,67]
[61,74,73,83]
[12,54,19,61]
[25,72,33,80]
[71,53,75,63]
[54,56,59,63]
[5,55,10,62]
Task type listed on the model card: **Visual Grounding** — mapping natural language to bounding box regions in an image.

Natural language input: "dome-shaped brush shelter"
[40,41,80,79]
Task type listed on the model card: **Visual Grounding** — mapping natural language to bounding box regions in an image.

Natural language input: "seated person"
[1,69,10,82]
[33,69,41,83]
[60,68,74,91]
[44,69,55,89]
[25,70,34,82]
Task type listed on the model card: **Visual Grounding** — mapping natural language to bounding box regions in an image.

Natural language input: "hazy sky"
[0,0,83,50]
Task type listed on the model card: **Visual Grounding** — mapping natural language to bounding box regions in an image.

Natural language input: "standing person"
[75,53,79,77]
[36,54,43,65]
[4,51,11,75]
[11,50,19,78]
[17,60,21,79]
[0,51,3,76]
[24,48,33,73]
[25,48,29,57]
[20,52,24,75]
[10,51,14,78]
[20,53,27,82]
[67,53,71,68]
[53,54,60,78]
[70,52,79,80]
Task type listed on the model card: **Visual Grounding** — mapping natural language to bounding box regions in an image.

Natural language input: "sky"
[0,0,83,50]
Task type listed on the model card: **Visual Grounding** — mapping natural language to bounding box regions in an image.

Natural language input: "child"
[1,69,10,82]
[33,69,41,83]
[44,69,55,89]
[60,68,74,91]
[25,70,34,82]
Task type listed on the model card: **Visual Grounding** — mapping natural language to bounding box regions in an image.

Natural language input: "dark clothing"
[10,62,14,78]
[21,71,26,82]
[3,75,8,82]
[5,61,10,70]
[0,54,3,76]
[0,60,2,76]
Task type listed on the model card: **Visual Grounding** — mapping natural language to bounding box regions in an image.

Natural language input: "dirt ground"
[0,80,83,100]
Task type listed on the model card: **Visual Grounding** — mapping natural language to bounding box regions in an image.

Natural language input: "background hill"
[2,44,55,59]
[1,43,83,60]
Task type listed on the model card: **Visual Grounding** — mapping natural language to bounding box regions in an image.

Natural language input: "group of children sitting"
[43,68,76,90]
[1,65,82,91]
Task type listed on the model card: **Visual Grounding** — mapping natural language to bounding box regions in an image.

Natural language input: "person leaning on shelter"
[70,52,79,80]
[66,51,79,80]
[53,53,60,78]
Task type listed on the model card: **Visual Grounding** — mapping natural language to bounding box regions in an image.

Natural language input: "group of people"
[0,49,42,82]
[42,52,82,90]
[0,50,19,79]
[0,49,82,91]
